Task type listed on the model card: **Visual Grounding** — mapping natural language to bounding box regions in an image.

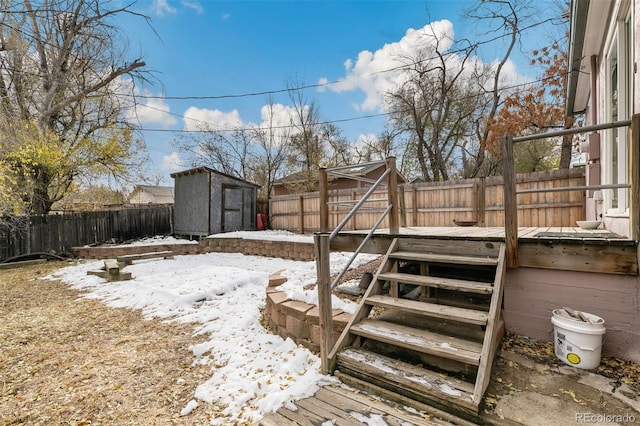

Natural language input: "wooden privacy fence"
[0,205,173,261]
[269,168,585,233]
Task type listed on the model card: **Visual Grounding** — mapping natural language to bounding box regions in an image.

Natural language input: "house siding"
[503,267,640,363]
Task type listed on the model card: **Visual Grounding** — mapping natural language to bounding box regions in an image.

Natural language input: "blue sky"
[117,0,563,186]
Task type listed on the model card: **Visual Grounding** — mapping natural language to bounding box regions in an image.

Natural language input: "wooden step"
[336,348,477,413]
[349,319,482,365]
[377,272,494,294]
[390,250,498,266]
[365,295,488,326]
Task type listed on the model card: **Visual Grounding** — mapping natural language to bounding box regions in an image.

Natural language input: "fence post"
[502,135,518,267]
[386,157,399,234]
[351,191,358,230]
[412,185,418,226]
[476,177,486,226]
[319,168,329,233]
[399,185,407,227]
[630,114,640,240]
[298,195,305,234]
[314,232,333,374]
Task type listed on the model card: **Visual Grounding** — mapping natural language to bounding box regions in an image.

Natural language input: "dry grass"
[1,261,216,426]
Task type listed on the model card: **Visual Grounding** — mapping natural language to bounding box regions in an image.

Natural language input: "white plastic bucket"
[551,308,606,370]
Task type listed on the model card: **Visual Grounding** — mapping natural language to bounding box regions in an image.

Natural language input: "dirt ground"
[0,261,217,426]
[482,338,640,425]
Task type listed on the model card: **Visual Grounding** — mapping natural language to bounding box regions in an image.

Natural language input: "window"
[604,11,631,215]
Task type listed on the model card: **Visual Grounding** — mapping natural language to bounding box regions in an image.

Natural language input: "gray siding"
[172,167,258,236]
[173,173,210,235]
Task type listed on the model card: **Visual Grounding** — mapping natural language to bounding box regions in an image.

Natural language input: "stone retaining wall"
[201,237,315,261]
[72,236,315,262]
[72,243,201,259]
[264,271,351,354]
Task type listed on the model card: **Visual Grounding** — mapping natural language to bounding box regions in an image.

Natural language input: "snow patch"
[45,237,375,425]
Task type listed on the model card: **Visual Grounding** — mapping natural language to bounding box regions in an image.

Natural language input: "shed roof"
[170,166,260,187]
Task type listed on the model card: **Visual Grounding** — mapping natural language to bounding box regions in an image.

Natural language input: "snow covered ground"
[45,231,378,424]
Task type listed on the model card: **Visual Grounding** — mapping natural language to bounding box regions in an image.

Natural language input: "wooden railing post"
[502,135,518,267]
[319,168,329,233]
[386,157,399,234]
[630,114,640,240]
[314,232,332,374]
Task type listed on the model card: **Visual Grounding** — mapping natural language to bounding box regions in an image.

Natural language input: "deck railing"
[502,114,640,267]
[315,157,399,373]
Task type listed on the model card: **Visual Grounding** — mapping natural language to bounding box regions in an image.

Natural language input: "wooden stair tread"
[336,348,477,411]
[366,295,489,325]
[390,250,498,266]
[377,272,494,294]
[350,319,482,365]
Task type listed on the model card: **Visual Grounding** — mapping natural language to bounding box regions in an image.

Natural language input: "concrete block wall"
[265,271,350,354]
[201,237,315,261]
[73,237,315,262]
[72,243,200,259]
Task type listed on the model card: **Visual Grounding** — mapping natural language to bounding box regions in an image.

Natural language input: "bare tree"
[386,31,481,181]
[465,0,539,177]
[173,126,253,179]
[286,83,325,178]
[0,0,152,215]
[249,97,290,199]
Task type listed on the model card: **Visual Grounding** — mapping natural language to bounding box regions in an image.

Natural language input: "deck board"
[259,383,461,425]
[344,226,633,243]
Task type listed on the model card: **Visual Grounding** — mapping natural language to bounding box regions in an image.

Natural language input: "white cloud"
[181,1,203,14]
[126,94,177,127]
[222,13,231,20]
[320,19,528,112]
[162,152,184,171]
[258,103,296,129]
[183,107,243,131]
[254,103,309,145]
[319,20,456,112]
[152,0,177,16]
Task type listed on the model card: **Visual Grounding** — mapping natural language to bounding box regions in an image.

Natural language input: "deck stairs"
[329,237,507,418]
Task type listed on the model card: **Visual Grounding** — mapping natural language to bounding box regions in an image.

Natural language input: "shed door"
[221,184,243,232]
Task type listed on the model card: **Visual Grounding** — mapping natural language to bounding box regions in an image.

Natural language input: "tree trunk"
[30,167,54,215]
[559,117,574,169]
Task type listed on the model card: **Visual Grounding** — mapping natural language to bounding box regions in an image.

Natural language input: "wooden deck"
[258,382,476,426]
[331,226,638,275]
[338,226,634,243]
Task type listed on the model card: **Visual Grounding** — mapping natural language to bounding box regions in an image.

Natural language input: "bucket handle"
[564,335,605,352]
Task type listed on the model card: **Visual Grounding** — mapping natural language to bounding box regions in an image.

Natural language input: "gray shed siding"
[171,167,258,236]
[173,172,210,236]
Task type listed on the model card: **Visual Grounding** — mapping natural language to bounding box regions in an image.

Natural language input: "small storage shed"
[171,167,260,236]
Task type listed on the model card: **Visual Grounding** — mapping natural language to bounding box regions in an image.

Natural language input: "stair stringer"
[472,242,506,405]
